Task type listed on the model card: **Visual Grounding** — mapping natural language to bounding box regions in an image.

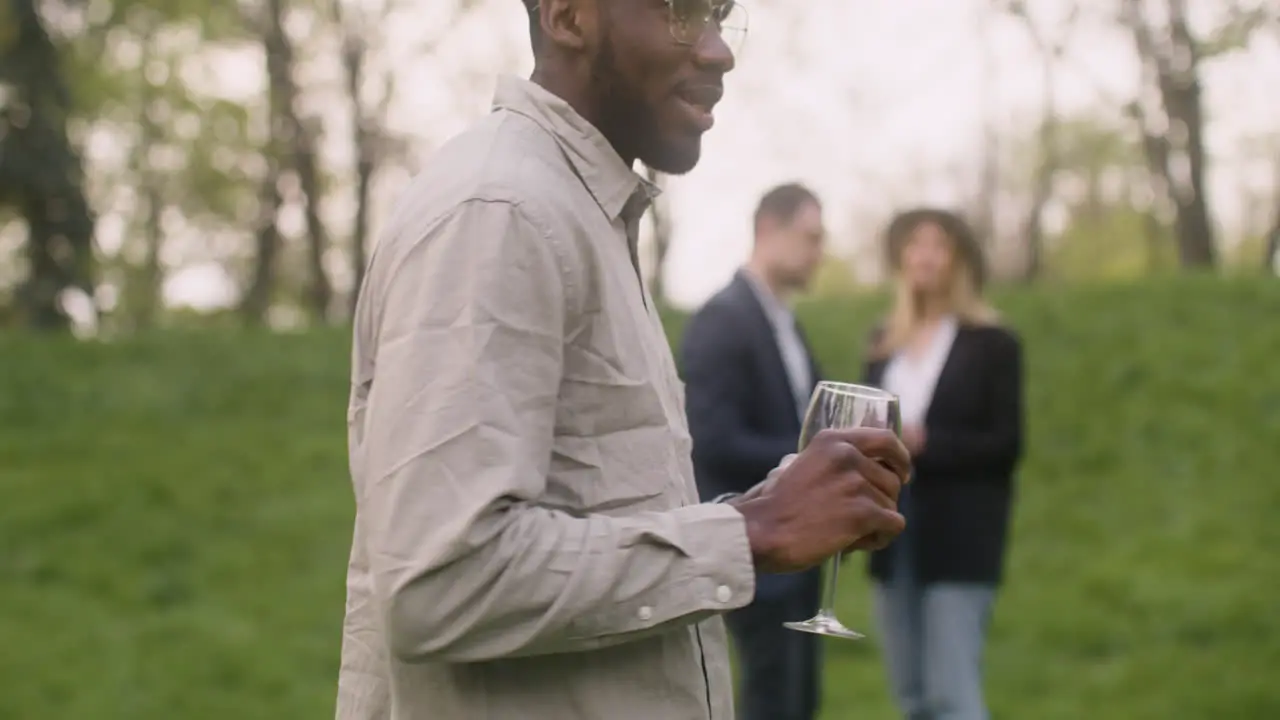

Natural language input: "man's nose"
[692,26,736,73]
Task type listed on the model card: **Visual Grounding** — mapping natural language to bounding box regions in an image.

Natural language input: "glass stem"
[819,552,843,617]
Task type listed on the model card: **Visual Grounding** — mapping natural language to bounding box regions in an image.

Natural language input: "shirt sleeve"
[358,196,756,664]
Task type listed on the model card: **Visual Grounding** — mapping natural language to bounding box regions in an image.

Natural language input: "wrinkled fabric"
[336,76,756,720]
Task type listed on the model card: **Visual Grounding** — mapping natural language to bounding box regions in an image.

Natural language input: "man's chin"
[640,138,702,176]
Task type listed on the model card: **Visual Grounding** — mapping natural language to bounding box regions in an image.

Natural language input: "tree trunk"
[1143,201,1165,273]
[1269,157,1280,274]
[1265,226,1279,275]
[135,34,164,329]
[241,169,283,325]
[2,0,97,331]
[266,0,332,323]
[1266,199,1280,275]
[240,0,291,326]
[1128,101,1174,272]
[1163,0,1215,268]
[339,17,373,319]
[975,7,1000,249]
[1022,53,1057,282]
[1005,0,1079,282]
[1124,0,1217,269]
[296,123,333,323]
[137,176,164,328]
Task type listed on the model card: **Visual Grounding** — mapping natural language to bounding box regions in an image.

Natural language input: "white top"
[743,271,813,422]
[882,316,959,427]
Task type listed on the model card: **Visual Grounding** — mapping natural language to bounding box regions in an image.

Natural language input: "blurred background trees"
[1,0,492,331]
[1,0,1276,323]
[3,2,1279,718]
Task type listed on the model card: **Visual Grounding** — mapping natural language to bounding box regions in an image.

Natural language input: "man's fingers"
[847,507,906,551]
[763,454,799,483]
[847,453,904,505]
[826,427,912,481]
[849,533,893,553]
[842,468,896,510]
[864,434,912,480]
[768,453,798,479]
[874,507,906,535]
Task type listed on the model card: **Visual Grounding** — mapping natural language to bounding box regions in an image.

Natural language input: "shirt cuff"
[563,502,757,642]
[672,502,756,609]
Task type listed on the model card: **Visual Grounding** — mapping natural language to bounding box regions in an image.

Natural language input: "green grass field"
[2,276,1278,719]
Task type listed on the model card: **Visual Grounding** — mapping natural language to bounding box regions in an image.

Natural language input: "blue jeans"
[872,490,996,719]
[873,582,995,720]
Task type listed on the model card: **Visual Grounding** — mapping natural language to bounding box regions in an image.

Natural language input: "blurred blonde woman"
[862,208,1025,720]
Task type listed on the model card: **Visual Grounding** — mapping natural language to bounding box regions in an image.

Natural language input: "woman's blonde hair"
[873,208,998,359]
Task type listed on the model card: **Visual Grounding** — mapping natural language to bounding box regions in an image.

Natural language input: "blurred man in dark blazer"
[681,183,827,720]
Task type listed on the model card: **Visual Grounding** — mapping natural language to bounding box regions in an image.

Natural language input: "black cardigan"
[864,323,1025,585]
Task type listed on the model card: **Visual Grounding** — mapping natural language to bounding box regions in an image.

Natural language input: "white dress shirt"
[743,271,813,422]
[883,316,959,427]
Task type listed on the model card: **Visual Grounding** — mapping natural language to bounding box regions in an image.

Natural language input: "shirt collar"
[492,75,657,222]
[740,268,793,327]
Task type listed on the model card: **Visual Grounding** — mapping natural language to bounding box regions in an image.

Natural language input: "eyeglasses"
[664,0,748,55]
[527,1,749,56]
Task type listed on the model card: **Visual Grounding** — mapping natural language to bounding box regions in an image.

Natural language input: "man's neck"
[530,68,636,167]
[744,261,788,302]
[531,65,588,113]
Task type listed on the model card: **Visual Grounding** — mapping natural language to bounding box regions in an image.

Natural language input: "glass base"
[783,613,865,640]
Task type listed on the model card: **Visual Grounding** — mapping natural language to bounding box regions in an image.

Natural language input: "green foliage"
[58,4,251,118]
[1051,206,1179,280]
[2,277,1279,718]
[1227,232,1275,275]
[807,253,861,298]
[1003,113,1144,191]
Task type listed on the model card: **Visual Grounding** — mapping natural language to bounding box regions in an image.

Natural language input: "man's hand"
[738,453,797,503]
[730,428,911,574]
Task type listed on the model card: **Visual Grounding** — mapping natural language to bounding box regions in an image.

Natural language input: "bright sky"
[160,0,1280,311]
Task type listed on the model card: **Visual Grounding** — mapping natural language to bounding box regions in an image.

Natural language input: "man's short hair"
[753,182,820,235]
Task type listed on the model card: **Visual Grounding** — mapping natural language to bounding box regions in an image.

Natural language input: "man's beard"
[589,36,699,174]
[591,37,646,168]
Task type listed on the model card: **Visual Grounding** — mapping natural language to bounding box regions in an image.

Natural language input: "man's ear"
[755,215,780,241]
[539,0,597,52]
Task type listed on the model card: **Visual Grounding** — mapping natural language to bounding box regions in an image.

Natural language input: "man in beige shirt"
[337,1,910,718]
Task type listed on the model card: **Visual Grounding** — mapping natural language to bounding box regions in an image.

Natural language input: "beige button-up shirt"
[338,76,757,720]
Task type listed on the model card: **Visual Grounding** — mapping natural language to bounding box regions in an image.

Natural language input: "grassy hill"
[2,276,1278,719]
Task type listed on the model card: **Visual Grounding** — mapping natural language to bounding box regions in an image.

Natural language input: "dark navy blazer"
[680,271,822,599]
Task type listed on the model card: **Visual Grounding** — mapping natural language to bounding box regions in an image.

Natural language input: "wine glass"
[783,381,901,640]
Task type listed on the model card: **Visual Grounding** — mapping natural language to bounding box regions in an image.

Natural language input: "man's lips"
[677,84,725,112]
[675,84,724,131]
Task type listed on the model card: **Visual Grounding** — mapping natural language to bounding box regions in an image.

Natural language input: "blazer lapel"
[795,321,822,391]
[731,272,801,428]
[924,325,968,423]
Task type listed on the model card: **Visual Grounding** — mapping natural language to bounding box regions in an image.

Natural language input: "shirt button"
[715,585,732,603]
[637,606,653,621]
